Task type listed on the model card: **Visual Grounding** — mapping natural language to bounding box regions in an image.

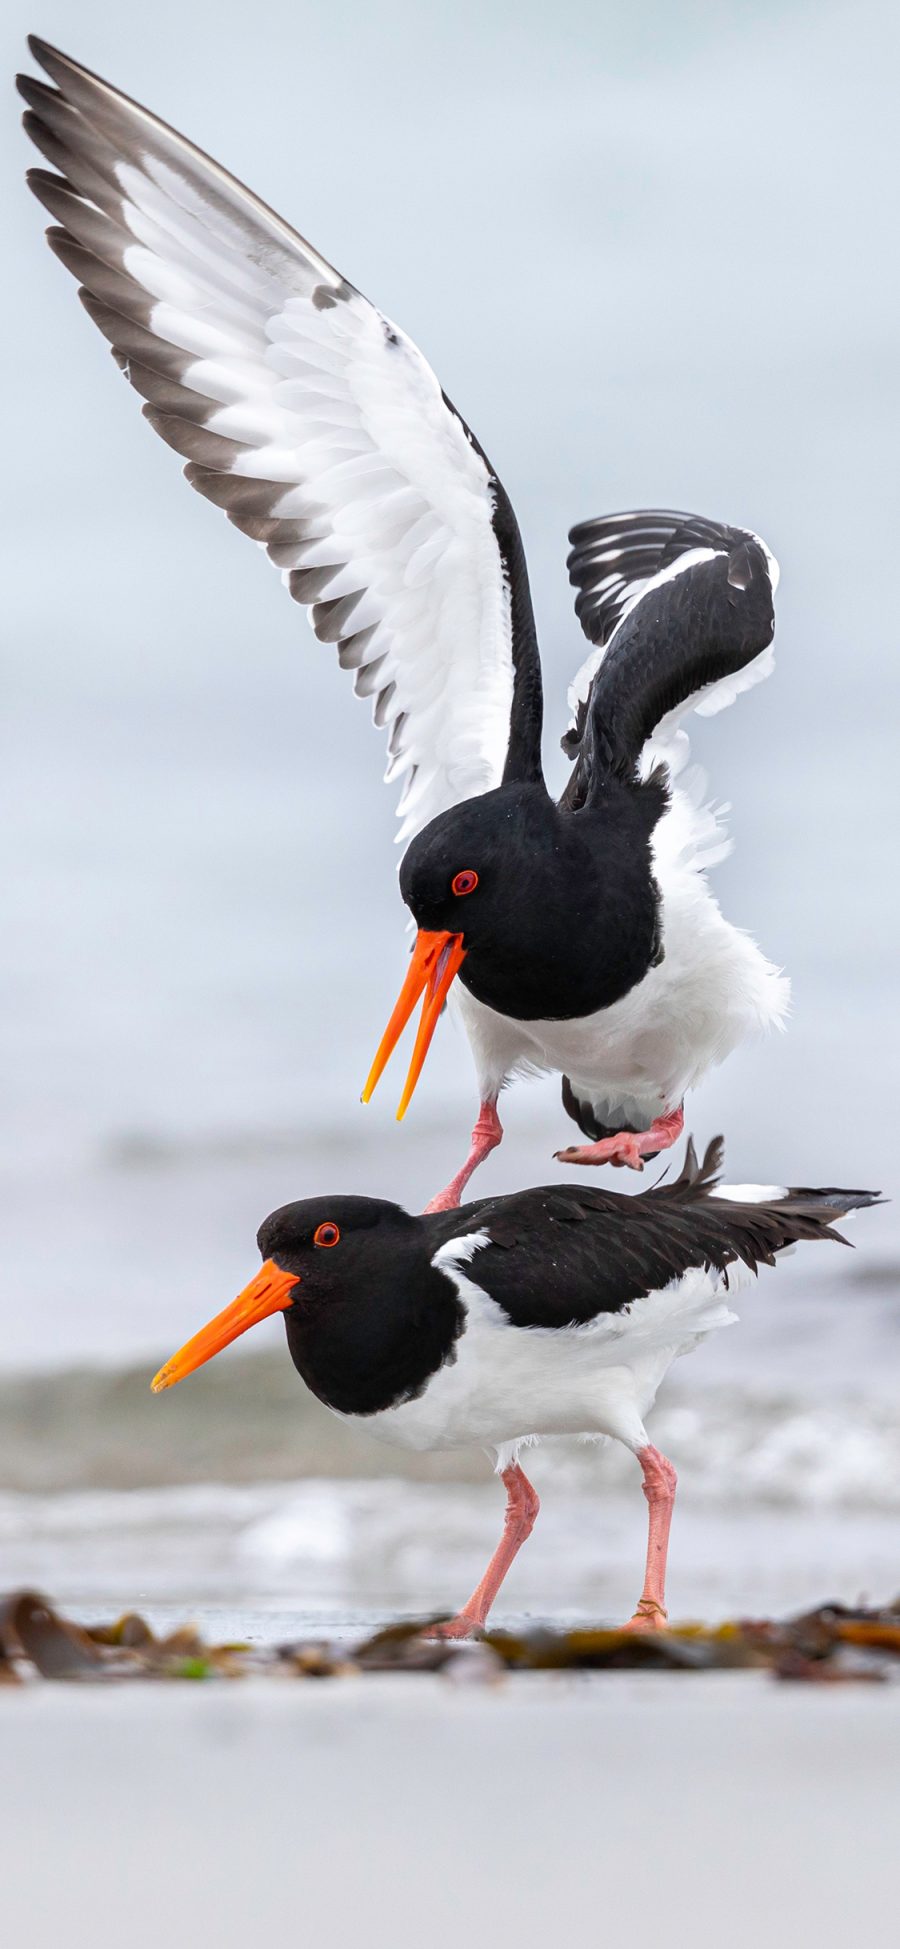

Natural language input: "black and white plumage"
[20,41,787,1202]
[152,1140,881,1632]
[562,508,779,800]
[19,36,542,846]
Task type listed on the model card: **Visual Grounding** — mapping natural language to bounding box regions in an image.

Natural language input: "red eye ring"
[313,1222,341,1248]
[451,869,479,897]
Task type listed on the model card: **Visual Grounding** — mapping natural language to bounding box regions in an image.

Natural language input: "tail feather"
[465,1136,882,1314]
[663,1136,883,1269]
[671,1134,724,1193]
[779,1186,883,1217]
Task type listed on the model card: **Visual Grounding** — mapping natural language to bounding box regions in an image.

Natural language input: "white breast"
[454,783,790,1127]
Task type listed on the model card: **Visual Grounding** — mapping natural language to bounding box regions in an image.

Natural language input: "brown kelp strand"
[1,1590,899,1686]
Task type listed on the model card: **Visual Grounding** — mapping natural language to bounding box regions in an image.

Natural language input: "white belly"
[335,1259,740,1461]
[454,792,789,1128]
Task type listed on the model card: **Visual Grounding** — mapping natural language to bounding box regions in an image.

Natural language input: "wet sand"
[4,1662,898,1949]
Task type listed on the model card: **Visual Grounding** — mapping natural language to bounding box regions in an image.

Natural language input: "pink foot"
[623,1443,677,1630]
[555,1105,684,1173]
[622,1599,669,1634]
[425,1099,503,1213]
[427,1608,485,1642]
[425,1464,539,1636]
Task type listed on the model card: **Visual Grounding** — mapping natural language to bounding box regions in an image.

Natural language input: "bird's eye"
[451,870,479,897]
[313,1222,341,1248]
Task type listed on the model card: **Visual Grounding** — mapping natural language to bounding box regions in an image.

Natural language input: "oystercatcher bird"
[20,41,788,1208]
[151,1140,878,1634]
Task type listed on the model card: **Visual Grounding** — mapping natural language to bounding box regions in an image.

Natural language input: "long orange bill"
[150,1259,298,1394]
[361,928,466,1120]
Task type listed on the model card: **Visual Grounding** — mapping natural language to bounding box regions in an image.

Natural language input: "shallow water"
[6,1476,900,1626]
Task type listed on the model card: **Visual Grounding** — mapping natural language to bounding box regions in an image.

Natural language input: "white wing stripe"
[563,508,779,796]
[21,39,537,845]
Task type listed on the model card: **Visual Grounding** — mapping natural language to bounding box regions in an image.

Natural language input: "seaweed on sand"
[2,1589,899,1686]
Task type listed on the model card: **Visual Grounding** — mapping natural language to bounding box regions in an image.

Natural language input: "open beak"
[361,929,466,1120]
[150,1260,298,1394]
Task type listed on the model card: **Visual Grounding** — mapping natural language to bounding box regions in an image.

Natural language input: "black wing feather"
[561,509,776,807]
[440,1138,881,1330]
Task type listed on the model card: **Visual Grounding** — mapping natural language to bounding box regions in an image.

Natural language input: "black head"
[398,782,538,939]
[363,774,665,1117]
[152,1193,464,1418]
[398,775,664,1021]
[257,1192,410,1282]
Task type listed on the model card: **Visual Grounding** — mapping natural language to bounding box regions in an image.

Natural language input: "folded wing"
[454,1139,878,1328]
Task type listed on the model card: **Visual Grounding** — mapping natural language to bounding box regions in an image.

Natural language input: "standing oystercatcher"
[20,41,788,1209]
[151,1141,878,1634]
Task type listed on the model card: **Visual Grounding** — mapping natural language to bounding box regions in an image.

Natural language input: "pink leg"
[429,1464,540,1639]
[623,1444,677,1632]
[424,1099,503,1213]
[555,1104,684,1173]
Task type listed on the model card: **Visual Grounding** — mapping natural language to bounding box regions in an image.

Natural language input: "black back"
[440,1139,878,1329]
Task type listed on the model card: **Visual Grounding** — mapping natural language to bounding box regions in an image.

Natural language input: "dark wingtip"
[17,73,58,120]
[27,35,66,68]
[25,38,93,96]
[26,34,56,70]
[25,164,66,199]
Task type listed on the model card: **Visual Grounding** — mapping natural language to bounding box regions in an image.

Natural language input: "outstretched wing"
[561,509,778,807]
[19,39,543,845]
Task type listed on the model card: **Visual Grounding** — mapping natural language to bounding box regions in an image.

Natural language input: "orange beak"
[361,928,466,1120]
[150,1259,298,1394]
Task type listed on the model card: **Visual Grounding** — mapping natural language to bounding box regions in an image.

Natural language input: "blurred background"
[3,0,898,1625]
